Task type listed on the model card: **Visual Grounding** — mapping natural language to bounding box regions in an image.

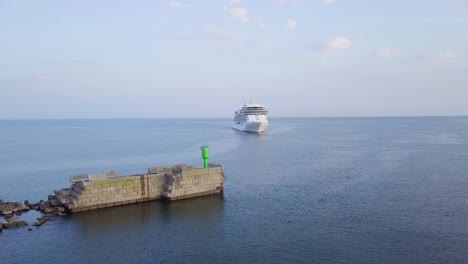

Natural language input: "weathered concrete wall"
[162,167,224,201]
[58,164,225,213]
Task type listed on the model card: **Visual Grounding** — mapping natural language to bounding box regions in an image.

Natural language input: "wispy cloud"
[228,0,241,5]
[324,37,352,52]
[287,20,298,29]
[374,48,396,58]
[167,0,187,9]
[324,0,335,6]
[224,6,249,23]
[430,51,456,62]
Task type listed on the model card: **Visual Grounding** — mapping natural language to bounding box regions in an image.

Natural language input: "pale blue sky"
[1,0,467,118]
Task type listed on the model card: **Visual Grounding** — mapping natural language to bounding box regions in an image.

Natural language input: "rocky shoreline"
[0,181,85,231]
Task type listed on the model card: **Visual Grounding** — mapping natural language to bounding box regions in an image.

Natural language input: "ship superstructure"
[233,102,269,133]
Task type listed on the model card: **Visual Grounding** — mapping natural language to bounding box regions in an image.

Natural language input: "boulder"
[49,199,61,207]
[55,189,70,196]
[71,185,83,194]
[1,203,15,215]
[3,222,16,228]
[15,220,28,227]
[55,206,65,213]
[56,196,69,204]
[2,219,27,228]
[43,207,55,213]
[39,202,55,213]
[75,181,86,190]
[0,204,6,212]
[34,216,52,227]
[6,216,20,222]
[14,203,29,212]
[28,227,33,231]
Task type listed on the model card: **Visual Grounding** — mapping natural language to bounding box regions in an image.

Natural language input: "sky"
[0,0,467,118]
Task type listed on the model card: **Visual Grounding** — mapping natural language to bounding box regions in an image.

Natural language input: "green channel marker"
[201,145,209,168]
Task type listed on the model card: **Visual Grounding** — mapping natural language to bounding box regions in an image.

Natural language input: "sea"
[0,117,467,263]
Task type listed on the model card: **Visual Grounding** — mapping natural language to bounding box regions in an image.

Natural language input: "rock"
[72,185,83,194]
[2,219,27,228]
[3,222,16,228]
[43,207,55,213]
[0,199,4,204]
[14,203,29,212]
[38,216,51,222]
[1,210,13,216]
[75,181,86,190]
[55,206,65,213]
[1,203,15,215]
[15,220,28,227]
[0,223,2,231]
[55,190,70,196]
[34,215,53,227]
[49,199,60,207]
[0,204,6,212]
[39,201,55,213]
[39,201,50,210]
[7,216,20,222]
[48,194,57,200]
[70,190,80,199]
[28,227,33,231]
[56,196,69,204]
[28,201,39,210]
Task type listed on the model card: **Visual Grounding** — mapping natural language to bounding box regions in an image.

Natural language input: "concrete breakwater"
[1,163,225,231]
[64,163,225,212]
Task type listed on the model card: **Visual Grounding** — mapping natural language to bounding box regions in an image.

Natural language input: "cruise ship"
[233,102,269,133]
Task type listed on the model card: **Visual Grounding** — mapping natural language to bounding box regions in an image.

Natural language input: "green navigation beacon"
[201,145,209,168]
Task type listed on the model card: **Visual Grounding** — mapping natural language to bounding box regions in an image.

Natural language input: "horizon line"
[1,115,468,121]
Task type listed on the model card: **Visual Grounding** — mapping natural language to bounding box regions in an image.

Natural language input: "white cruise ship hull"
[233,121,268,133]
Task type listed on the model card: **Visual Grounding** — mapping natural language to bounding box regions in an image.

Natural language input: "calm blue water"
[1,118,467,263]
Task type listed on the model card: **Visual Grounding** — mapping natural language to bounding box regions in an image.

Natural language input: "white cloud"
[430,51,456,61]
[324,37,352,52]
[228,0,241,5]
[224,6,249,23]
[375,48,396,58]
[167,0,186,9]
[324,0,335,6]
[287,20,298,29]
[257,18,269,28]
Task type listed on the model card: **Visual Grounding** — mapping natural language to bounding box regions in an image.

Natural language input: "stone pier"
[56,164,225,213]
